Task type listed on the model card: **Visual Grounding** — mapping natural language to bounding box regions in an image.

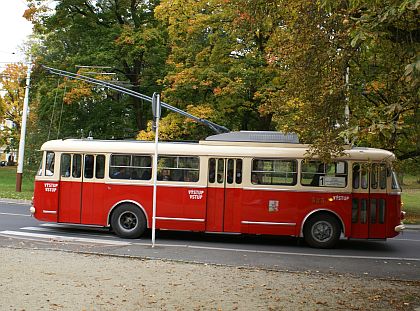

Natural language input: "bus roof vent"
[205,131,299,144]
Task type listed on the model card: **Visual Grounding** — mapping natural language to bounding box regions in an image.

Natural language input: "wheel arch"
[107,200,149,228]
[300,209,345,237]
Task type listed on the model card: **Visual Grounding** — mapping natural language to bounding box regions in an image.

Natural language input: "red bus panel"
[33,180,59,222]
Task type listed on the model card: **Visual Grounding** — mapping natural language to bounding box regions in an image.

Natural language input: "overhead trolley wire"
[41,65,230,134]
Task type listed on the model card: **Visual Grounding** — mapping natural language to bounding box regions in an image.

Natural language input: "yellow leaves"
[285,98,304,110]
[22,2,51,27]
[60,68,113,105]
[23,7,37,21]
[136,104,216,141]
[365,81,385,93]
[186,104,214,119]
[166,68,212,92]
[0,63,27,125]
[63,86,92,105]
[137,123,155,141]
[0,63,27,85]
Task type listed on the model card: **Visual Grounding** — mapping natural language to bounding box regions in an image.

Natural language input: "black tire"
[303,214,341,248]
[111,204,146,239]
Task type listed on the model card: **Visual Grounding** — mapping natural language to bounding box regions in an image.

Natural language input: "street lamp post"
[151,92,161,248]
[16,57,32,192]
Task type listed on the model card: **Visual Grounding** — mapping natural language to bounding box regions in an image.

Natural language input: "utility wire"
[42,65,230,134]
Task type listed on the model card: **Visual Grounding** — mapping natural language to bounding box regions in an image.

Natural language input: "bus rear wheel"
[303,214,340,248]
[111,204,146,239]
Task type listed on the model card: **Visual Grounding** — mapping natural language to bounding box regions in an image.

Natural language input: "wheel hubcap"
[311,221,333,243]
[119,211,138,231]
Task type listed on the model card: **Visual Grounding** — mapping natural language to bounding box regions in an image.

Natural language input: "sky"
[0,0,33,66]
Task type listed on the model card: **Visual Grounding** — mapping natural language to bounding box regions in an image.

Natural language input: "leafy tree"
[151,0,280,139]
[254,0,355,159]
[336,0,420,161]
[258,0,419,161]
[22,0,419,166]
[25,0,168,136]
[0,63,27,153]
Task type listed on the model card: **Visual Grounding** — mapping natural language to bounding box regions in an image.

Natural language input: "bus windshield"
[391,171,401,191]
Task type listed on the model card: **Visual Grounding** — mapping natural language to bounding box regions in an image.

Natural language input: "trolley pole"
[16,57,32,192]
[151,93,161,247]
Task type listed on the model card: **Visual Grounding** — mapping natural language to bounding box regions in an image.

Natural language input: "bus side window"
[361,165,368,189]
[352,164,360,189]
[353,163,368,189]
[252,159,297,185]
[45,151,55,176]
[84,155,94,179]
[132,155,151,180]
[217,159,224,184]
[60,154,71,177]
[379,164,387,189]
[227,159,242,184]
[310,163,325,186]
[109,154,130,179]
[209,159,216,183]
[371,164,378,189]
[72,154,82,178]
[95,155,105,179]
[227,159,234,184]
[301,161,324,186]
[157,156,199,182]
[236,159,242,184]
[302,161,347,187]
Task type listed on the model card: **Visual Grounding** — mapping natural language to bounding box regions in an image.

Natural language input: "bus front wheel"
[303,214,340,248]
[111,204,146,239]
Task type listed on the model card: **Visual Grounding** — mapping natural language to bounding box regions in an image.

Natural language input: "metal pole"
[16,57,32,192]
[151,93,161,247]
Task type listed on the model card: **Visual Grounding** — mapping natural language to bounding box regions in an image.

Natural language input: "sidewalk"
[1,247,419,311]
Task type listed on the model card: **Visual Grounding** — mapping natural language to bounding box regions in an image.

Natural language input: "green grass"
[401,174,420,190]
[401,175,420,224]
[402,191,420,224]
[0,166,34,201]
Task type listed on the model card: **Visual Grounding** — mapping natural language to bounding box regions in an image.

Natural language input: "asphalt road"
[1,200,419,281]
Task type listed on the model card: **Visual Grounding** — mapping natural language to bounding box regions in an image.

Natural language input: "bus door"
[59,154,106,224]
[206,158,243,232]
[58,153,83,223]
[351,163,388,238]
[80,154,106,225]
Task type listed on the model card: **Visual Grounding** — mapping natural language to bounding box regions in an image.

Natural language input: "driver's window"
[45,152,55,176]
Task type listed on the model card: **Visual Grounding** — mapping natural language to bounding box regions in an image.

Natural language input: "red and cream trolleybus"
[31,131,405,248]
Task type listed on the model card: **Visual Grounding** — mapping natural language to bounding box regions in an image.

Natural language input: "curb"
[0,198,31,204]
[405,224,420,230]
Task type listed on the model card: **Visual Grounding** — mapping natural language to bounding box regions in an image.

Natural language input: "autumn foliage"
[0,0,418,163]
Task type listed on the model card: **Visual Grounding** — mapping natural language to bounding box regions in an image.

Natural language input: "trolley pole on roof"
[16,57,32,192]
[151,92,161,247]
